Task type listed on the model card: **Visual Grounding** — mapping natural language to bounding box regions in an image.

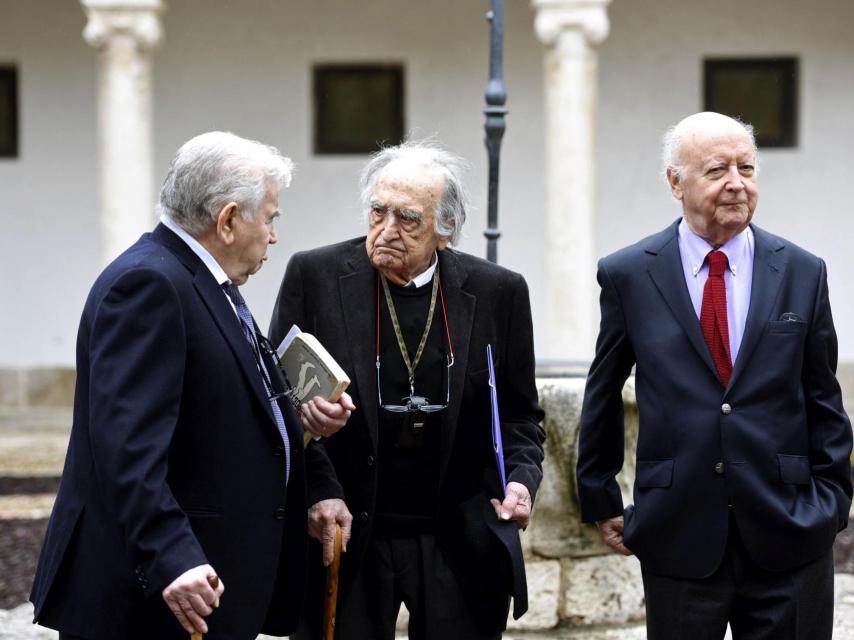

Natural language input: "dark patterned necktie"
[700,251,733,387]
[222,283,290,483]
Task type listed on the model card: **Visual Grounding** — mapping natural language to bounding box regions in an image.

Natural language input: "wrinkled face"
[668,128,758,247]
[226,184,280,285]
[365,162,449,285]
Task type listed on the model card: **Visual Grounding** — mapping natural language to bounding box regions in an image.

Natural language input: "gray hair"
[661,113,759,180]
[157,131,294,236]
[359,139,469,245]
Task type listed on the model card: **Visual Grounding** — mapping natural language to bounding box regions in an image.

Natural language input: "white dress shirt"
[160,215,239,315]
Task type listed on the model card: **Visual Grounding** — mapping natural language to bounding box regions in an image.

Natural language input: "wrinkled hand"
[301,392,355,439]
[490,481,532,529]
[596,515,633,556]
[161,564,224,634]
[308,498,353,567]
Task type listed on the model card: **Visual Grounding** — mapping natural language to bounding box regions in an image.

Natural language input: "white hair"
[661,113,760,180]
[359,139,469,246]
[157,131,294,236]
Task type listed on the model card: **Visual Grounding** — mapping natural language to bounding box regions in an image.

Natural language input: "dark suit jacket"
[269,238,545,633]
[577,219,853,579]
[30,224,307,640]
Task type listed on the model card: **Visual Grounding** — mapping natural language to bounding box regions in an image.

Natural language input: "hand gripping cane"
[190,575,220,640]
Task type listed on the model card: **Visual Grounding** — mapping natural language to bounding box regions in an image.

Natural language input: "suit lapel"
[339,246,381,454]
[727,225,786,393]
[151,224,277,427]
[646,220,721,382]
[436,250,475,485]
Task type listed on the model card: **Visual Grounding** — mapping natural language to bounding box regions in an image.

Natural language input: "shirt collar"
[678,219,753,277]
[405,252,439,288]
[160,214,231,286]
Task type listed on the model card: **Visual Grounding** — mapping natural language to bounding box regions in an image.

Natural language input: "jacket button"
[721,403,732,415]
[359,511,369,522]
[715,462,725,475]
[367,455,375,467]
[274,507,286,520]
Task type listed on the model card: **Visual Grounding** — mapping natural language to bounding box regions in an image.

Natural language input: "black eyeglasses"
[257,334,291,402]
[376,354,453,413]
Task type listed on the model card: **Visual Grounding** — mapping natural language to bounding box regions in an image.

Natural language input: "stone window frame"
[0,64,19,159]
[312,63,405,155]
[703,57,799,148]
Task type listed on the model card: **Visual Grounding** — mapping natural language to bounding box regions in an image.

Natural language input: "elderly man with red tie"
[577,111,852,640]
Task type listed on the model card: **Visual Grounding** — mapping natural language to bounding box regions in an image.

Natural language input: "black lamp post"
[483,0,507,264]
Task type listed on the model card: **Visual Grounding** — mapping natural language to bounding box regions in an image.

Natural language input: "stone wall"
[504,377,644,632]
[0,368,76,412]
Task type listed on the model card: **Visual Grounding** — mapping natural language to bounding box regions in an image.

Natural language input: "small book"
[276,325,350,407]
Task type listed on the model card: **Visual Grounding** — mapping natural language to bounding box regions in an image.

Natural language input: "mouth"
[718,202,748,212]
[375,245,403,255]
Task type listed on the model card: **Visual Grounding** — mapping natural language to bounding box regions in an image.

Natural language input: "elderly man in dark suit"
[577,112,853,639]
[270,140,545,640]
[30,131,353,640]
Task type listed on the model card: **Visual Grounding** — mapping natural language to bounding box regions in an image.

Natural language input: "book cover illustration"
[276,325,350,407]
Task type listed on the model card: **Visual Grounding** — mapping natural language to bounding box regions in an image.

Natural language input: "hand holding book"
[275,325,354,445]
[299,393,355,444]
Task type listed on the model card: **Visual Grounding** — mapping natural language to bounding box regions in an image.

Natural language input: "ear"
[215,202,240,245]
[666,167,683,200]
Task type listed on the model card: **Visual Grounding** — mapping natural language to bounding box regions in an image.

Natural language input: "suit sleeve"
[269,253,345,506]
[88,268,207,596]
[803,259,853,530]
[576,259,637,523]
[499,273,546,501]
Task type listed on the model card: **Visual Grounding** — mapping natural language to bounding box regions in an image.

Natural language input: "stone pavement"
[6,573,854,640]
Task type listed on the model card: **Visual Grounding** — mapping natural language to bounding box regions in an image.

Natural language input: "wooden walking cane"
[190,575,220,640]
[323,524,344,640]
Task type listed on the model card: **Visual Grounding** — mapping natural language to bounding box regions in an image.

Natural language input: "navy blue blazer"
[577,220,852,578]
[30,224,307,639]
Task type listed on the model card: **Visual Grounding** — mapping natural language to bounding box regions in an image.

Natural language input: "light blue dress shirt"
[677,219,754,365]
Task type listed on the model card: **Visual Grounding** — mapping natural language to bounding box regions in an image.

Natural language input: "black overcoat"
[270,238,545,634]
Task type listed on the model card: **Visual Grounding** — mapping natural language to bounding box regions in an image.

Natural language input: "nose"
[725,166,744,191]
[379,212,401,238]
[269,223,278,244]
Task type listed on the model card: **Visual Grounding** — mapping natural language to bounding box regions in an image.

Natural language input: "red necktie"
[700,250,732,387]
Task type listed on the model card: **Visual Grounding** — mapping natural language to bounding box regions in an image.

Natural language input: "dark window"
[0,65,19,158]
[704,57,798,148]
[313,64,404,155]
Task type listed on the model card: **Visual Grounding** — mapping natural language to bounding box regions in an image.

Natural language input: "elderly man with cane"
[270,140,545,640]
[30,131,353,640]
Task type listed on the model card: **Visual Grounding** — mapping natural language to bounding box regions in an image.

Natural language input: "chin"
[371,254,397,269]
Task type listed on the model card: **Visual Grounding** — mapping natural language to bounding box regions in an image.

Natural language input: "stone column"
[531,0,611,363]
[81,0,164,263]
